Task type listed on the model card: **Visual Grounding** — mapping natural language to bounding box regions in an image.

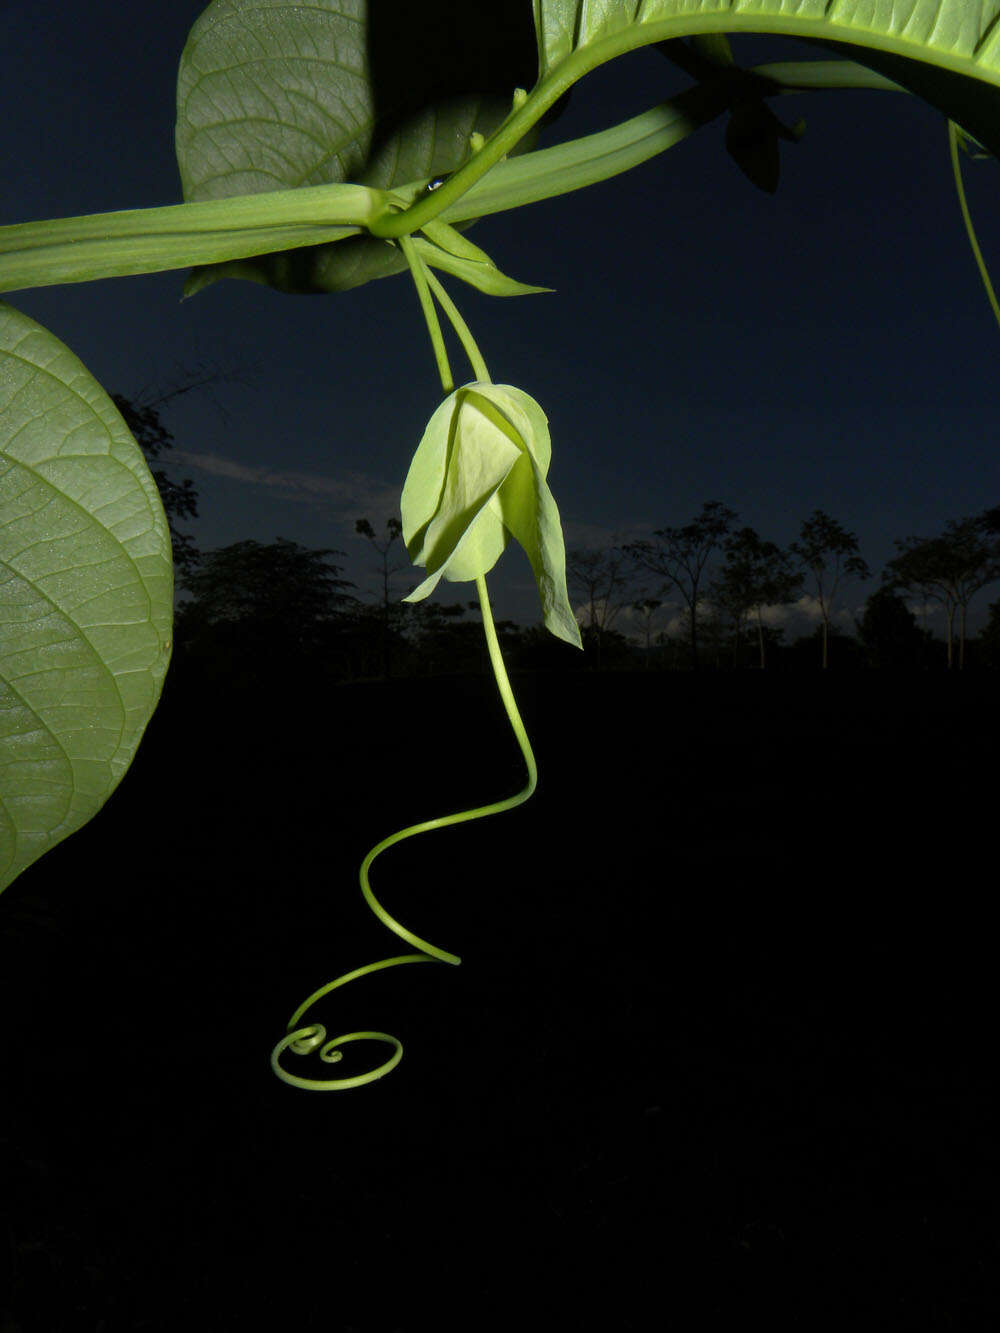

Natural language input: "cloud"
[750,595,859,627]
[903,598,944,622]
[562,519,653,549]
[167,449,401,523]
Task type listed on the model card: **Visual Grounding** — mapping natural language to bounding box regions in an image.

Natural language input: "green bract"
[401,383,582,649]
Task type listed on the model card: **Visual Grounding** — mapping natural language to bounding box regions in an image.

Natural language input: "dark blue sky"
[4,0,999,642]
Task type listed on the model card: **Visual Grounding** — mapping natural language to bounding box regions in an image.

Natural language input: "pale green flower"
[401,382,582,648]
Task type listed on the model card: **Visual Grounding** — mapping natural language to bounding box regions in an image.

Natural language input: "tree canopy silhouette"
[789,510,870,669]
[175,538,357,683]
[883,512,1000,669]
[709,527,803,668]
[565,546,634,669]
[112,393,201,579]
[624,500,738,669]
[854,587,932,669]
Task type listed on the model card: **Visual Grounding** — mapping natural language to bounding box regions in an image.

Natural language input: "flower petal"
[401,384,519,590]
[400,382,582,648]
[458,386,581,648]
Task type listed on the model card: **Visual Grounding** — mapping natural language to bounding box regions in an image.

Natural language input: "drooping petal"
[475,387,580,648]
[401,385,517,594]
[402,564,444,604]
[400,382,581,648]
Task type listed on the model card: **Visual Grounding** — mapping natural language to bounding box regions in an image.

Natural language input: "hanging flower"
[401,382,582,648]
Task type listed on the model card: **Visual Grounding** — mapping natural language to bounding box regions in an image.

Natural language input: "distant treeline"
[167,534,1000,686]
[119,394,1000,680]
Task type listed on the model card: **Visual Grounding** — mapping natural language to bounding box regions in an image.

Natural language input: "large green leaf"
[362,0,1000,244]
[531,0,1000,158]
[0,303,173,894]
[175,0,546,295]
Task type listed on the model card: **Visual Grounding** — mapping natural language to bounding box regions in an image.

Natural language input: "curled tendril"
[270,571,537,1090]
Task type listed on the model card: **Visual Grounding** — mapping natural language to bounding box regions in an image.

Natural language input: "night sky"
[4,0,999,642]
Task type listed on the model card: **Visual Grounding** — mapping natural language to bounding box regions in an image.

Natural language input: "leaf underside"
[0,302,173,894]
[533,0,1000,159]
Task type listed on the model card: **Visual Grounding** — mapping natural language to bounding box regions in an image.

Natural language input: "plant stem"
[399,233,452,392]
[422,265,492,383]
[948,119,1000,332]
[475,573,537,796]
[272,262,535,1093]
[368,15,930,240]
[0,60,911,294]
[270,581,538,1091]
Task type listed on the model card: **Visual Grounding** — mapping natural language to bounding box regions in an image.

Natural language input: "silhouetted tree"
[510,622,586,672]
[631,597,663,668]
[403,599,478,675]
[175,538,356,683]
[180,536,354,626]
[787,623,866,671]
[708,527,803,668]
[854,587,932,668]
[883,515,1000,669]
[112,393,201,579]
[356,516,406,677]
[566,546,634,669]
[624,500,738,669]
[112,363,255,583]
[789,510,870,669]
[975,596,1000,668]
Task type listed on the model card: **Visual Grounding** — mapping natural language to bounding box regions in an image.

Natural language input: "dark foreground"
[2,666,997,1330]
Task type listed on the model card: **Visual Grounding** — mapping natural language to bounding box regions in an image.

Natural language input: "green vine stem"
[398,233,453,392]
[271,244,536,1090]
[0,56,922,298]
[0,58,912,295]
[269,571,537,1090]
[947,119,1000,332]
[367,15,937,241]
[421,264,493,384]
